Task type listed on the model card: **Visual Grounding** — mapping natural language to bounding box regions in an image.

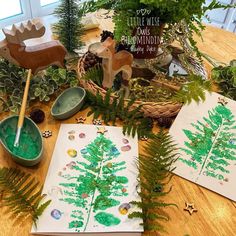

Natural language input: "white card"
[32,125,143,235]
[170,92,236,201]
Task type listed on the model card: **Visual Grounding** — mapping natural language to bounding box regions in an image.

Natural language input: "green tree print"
[180,103,236,181]
[59,134,128,232]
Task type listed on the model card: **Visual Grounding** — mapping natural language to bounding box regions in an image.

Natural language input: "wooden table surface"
[0,17,236,236]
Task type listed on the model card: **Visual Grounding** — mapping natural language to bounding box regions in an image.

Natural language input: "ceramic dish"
[51,87,86,120]
[0,115,43,166]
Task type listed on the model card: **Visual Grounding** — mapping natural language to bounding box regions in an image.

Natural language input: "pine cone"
[100,30,114,42]
[82,52,101,71]
[156,117,173,128]
[29,109,45,124]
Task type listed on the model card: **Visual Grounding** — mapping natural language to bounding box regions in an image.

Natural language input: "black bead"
[29,109,45,124]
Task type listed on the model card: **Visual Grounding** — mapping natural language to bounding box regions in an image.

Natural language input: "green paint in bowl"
[0,115,43,166]
[51,87,86,120]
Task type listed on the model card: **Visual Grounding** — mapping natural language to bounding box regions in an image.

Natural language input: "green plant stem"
[84,137,104,231]
[198,119,223,178]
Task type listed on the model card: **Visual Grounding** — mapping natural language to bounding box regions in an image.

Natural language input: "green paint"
[93,195,120,211]
[69,220,83,230]
[180,104,236,180]
[59,134,128,231]
[5,132,39,159]
[94,212,121,226]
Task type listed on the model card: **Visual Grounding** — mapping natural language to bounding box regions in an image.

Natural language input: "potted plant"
[84,0,235,59]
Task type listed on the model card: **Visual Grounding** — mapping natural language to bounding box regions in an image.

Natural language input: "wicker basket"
[77,55,182,119]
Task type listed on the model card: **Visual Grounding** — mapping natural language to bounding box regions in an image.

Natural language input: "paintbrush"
[14,69,32,147]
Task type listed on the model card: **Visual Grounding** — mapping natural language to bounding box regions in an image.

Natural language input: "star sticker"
[218,97,228,106]
[42,130,52,138]
[97,127,107,135]
[93,119,103,125]
[184,202,197,215]
[140,136,149,141]
[76,117,86,124]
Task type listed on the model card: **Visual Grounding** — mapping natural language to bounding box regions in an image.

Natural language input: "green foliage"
[84,0,235,57]
[0,59,78,113]
[53,0,84,53]
[59,134,126,231]
[82,90,153,138]
[172,74,212,104]
[180,104,236,180]
[211,60,236,100]
[81,65,103,87]
[129,77,175,102]
[0,167,51,225]
[128,130,178,231]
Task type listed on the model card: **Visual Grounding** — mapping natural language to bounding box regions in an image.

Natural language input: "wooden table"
[0,20,236,236]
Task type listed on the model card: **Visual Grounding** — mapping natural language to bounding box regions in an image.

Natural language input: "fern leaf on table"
[82,90,153,138]
[172,74,212,104]
[128,130,178,232]
[0,167,51,225]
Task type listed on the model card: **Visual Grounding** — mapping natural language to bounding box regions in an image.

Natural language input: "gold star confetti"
[184,202,198,215]
[218,97,228,106]
[97,127,107,135]
[76,117,86,124]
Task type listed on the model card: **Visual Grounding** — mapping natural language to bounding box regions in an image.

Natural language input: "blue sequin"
[110,146,120,155]
[51,209,62,220]
[80,148,88,154]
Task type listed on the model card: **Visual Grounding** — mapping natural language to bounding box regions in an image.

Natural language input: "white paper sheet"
[32,125,143,234]
[169,92,236,201]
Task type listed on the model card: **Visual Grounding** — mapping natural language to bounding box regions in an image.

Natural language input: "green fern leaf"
[0,167,51,226]
[128,130,178,232]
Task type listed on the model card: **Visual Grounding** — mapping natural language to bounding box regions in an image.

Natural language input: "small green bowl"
[51,87,86,120]
[0,115,43,166]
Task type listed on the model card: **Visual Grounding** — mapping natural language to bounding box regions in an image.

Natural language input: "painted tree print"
[180,103,236,181]
[59,134,128,232]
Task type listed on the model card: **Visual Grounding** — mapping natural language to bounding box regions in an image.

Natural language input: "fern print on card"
[169,92,236,201]
[32,125,143,236]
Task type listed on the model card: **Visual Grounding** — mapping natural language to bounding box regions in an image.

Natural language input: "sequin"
[68,135,75,141]
[121,145,131,152]
[122,138,129,144]
[81,193,89,199]
[81,148,88,154]
[66,161,76,169]
[68,130,75,134]
[122,188,127,193]
[110,146,120,155]
[51,209,62,220]
[79,133,86,138]
[67,149,77,158]
[118,203,131,215]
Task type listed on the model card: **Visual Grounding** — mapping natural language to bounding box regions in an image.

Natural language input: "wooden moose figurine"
[0,20,67,74]
[88,37,133,97]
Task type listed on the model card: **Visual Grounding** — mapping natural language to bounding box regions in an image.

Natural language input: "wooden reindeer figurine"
[88,37,133,97]
[0,20,67,74]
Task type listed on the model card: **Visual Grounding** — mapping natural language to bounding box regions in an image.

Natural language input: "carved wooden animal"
[0,20,67,74]
[88,37,133,96]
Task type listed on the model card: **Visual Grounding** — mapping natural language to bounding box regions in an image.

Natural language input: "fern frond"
[128,130,178,232]
[172,74,212,104]
[82,90,153,138]
[0,167,51,226]
[80,65,103,87]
